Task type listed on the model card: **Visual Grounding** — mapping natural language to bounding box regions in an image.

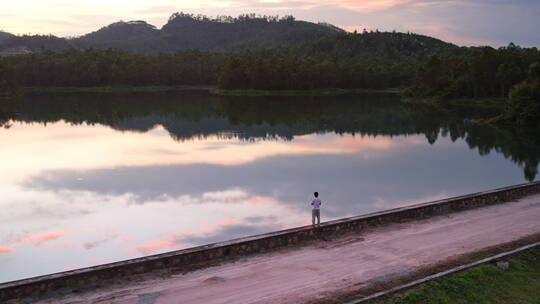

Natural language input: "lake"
[0,90,538,283]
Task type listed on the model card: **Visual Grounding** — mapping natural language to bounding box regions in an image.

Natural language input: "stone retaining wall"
[2,181,540,301]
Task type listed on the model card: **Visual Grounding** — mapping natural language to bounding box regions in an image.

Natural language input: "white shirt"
[311,198,322,210]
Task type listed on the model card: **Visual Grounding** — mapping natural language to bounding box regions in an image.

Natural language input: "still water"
[0,91,538,283]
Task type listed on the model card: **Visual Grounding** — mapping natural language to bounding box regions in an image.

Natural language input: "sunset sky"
[1,0,539,47]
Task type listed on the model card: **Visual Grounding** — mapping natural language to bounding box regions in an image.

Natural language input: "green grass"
[211,88,401,96]
[369,246,540,304]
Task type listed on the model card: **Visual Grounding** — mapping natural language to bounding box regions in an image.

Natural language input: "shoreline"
[211,88,402,96]
[402,96,506,108]
[21,85,216,93]
[18,86,403,96]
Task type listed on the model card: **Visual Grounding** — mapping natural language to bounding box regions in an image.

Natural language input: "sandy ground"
[37,194,540,304]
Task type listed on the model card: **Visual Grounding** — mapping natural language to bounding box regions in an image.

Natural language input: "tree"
[505,62,540,125]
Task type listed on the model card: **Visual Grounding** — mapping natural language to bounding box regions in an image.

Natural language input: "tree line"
[1,36,538,125]
[0,48,223,88]
[404,43,540,125]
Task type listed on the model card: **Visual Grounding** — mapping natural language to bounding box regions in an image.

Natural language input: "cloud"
[82,228,122,249]
[1,0,539,46]
[0,246,15,253]
[135,6,179,14]
[133,222,278,255]
[83,239,109,250]
[135,240,176,254]
[23,135,526,220]
[131,216,278,255]
[11,232,65,246]
[175,223,279,245]
[48,242,82,249]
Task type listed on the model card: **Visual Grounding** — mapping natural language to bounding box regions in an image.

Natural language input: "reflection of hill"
[0,90,538,180]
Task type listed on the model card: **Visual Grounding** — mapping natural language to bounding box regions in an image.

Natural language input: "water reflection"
[0,91,538,283]
[1,91,537,180]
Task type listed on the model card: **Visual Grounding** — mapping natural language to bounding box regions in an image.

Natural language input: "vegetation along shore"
[1,12,538,125]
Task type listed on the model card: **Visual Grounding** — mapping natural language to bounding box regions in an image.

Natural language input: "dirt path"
[38,194,540,304]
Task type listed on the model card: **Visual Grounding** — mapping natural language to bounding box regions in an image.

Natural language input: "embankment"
[1,181,539,301]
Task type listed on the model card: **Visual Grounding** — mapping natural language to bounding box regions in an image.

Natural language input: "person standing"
[311,192,322,225]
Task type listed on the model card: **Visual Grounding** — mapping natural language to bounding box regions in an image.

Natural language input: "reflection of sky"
[0,120,527,283]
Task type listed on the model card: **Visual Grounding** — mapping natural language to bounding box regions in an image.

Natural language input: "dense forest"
[504,62,540,125]
[404,44,540,99]
[0,13,342,54]
[0,25,457,90]
[404,44,540,125]
[218,31,458,90]
[0,49,223,87]
[0,12,538,125]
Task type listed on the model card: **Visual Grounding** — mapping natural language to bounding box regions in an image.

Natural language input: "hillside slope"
[0,13,345,54]
[0,31,14,42]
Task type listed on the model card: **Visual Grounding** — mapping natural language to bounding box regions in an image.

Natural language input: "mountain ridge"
[0,13,348,54]
[0,12,458,57]
[0,31,14,42]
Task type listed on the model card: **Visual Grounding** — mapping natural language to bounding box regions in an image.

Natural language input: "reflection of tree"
[1,91,538,180]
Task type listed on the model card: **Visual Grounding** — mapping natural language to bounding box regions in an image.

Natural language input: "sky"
[1,0,539,47]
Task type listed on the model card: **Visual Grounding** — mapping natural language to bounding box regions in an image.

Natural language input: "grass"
[368,245,540,304]
[211,88,401,96]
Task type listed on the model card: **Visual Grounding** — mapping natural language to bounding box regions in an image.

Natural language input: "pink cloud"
[135,240,176,254]
[12,232,65,246]
[219,218,236,226]
[85,257,104,264]
[118,237,135,243]
[48,242,82,249]
[408,23,496,46]
[243,196,280,206]
[103,230,122,237]
[333,0,404,12]
[268,0,405,12]
[0,246,15,253]
[131,218,240,254]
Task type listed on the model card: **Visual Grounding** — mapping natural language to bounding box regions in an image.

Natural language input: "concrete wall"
[2,181,540,301]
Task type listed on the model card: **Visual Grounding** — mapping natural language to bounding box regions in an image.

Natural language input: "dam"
[2,181,540,303]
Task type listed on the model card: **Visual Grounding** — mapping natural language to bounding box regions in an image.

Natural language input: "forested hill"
[267,30,458,62]
[74,21,159,52]
[0,31,14,42]
[0,13,345,54]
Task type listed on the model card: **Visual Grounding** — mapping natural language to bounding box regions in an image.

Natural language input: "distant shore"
[211,88,402,96]
[21,85,215,94]
[403,96,506,108]
[18,86,403,97]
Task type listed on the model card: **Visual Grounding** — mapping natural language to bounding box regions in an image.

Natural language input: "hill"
[74,20,159,52]
[0,13,345,54]
[217,31,459,90]
[157,13,344,52]
[284,31,459,62]
[0,34,71,52]
[0,31,14,42]
[0,13,458,59]
[73,13,344,53]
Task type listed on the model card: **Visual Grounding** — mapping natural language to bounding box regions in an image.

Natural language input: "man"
[311,192,322,225]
